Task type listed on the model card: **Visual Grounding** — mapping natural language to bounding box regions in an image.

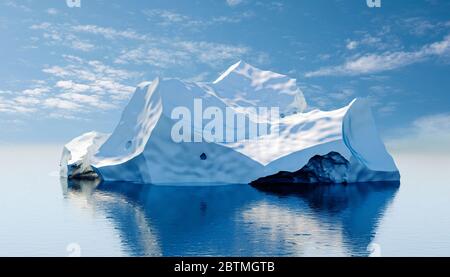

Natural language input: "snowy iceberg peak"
[60,62,400,185]
[213,60,286,86]
[212,61,307,116]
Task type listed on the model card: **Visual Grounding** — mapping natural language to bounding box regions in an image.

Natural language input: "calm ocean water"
[0,144,449,256]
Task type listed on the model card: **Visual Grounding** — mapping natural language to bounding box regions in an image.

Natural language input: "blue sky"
[0,0,449,145]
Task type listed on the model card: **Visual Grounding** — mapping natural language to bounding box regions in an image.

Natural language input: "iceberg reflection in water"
[62,179,399,256]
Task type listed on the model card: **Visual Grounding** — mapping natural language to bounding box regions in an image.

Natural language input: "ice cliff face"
[60,61,400,185]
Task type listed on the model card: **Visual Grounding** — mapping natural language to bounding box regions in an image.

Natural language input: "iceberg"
[60,61,400,185]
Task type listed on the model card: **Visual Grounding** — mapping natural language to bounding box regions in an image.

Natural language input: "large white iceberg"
[60,61,400,185]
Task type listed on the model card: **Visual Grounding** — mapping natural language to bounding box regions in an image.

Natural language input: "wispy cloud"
[3,1,31,12]
[400,17,450,37]
[30,22,257,70]
[298,81,400,117]
[115,39,250,69]
[226,0,244,7]
[58,92,116,110]
[413,113,450,134]
[387,113,450,153]
[46,8,59,16]
[31,23,96,52]
[0,84,51,114]
[72,24,147,40]
[20,19,262,119]
[344,26,398,52]
[346,40,358,50]
[212,11,254,23]
[0,55,140,118]
[0,95,37,114]
[70,40,95,52]
[43,97,81,111]
[255,1,285,12]
[306,35,450,77]
[299,83,356,111]
[22,87,50,96]
[44,55,138,101]
[55,80,90,93]
[142,8,253,28]
[143,9,203,27]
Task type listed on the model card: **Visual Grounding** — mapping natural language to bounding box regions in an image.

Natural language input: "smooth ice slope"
[61,61,400,185]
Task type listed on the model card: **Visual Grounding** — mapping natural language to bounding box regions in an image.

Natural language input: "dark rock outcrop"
[68,164,100,180]
[251,151,350,186]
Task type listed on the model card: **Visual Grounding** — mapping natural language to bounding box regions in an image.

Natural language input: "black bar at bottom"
[0,257,449,275]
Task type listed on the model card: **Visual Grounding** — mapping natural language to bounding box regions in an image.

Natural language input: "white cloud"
[22,87,50,96]
[71,40,95,52]
[45,55,140,81]
[59,92,116,110]
[72,25,147,40]
[30,22,51,30]
[143,9,202,27]
[226,0,243,6]
[298,81,399,116]
[345,33,389,51]
[42,66,70,78]
[46,113,82,120]
[0,85,52,114]
[43,56,138,108]
[387,113,450,153]
[179,40,249,65]
[13,96,40,106]
[212,11,254,23]
[346,40,358,50]
[46,8,58,15]
[115,39,250,69]
[56,80,91,93]
[4,1,31,12]
[31,22,257,70]
[306,35,450,77]
[255,1,285,12]
[412,113,450,134]
[183,72,210,82]
[401,17,450,37]
[0,95,37,114]
[44,98,81,111]
[23,21,262,117]
[143,9,253,28]
[0,55,139,117]
[31,22,95,52]
[327,88,355,101]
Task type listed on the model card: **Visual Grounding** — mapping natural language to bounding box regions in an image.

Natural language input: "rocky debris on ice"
[251,152,350,185]
[251,151,400,186]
